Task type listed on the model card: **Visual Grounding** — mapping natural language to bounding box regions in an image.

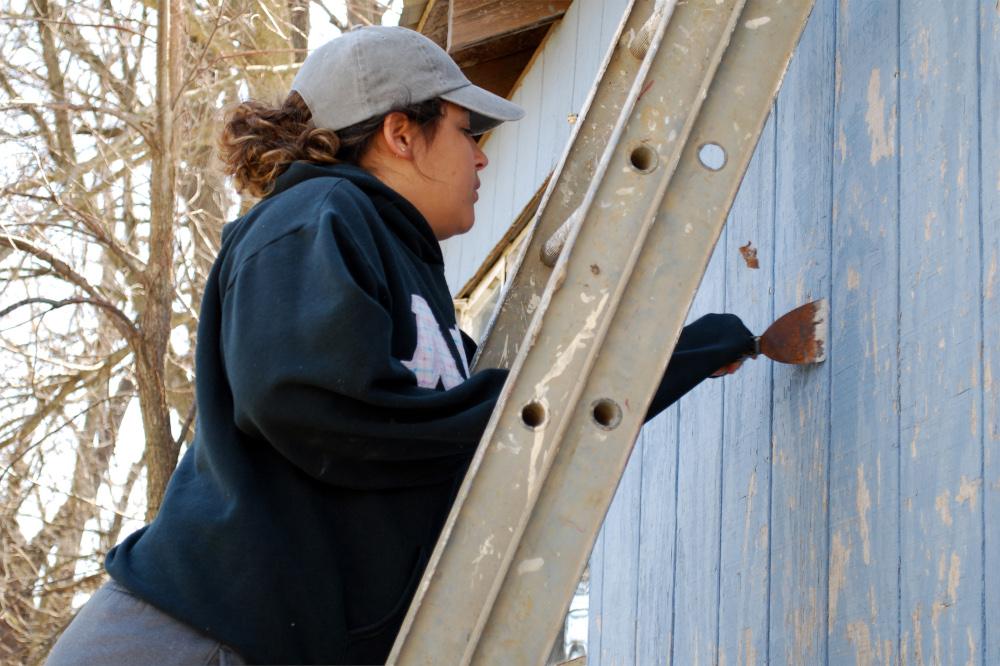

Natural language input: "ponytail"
[219,92,339,198]
[219,92,445,197]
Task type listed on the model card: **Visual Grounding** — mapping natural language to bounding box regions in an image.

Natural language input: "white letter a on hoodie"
[401,295,470,390]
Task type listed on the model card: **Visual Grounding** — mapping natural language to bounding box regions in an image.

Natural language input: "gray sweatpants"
[46,579,246,666]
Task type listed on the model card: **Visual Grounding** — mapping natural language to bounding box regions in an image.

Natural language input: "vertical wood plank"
[825,1,901,664]
[441,238,462,294]
[768,0,835,662]
[599,0,630,50]
[982,4,1000,665]
[597,437,643,666]
[529,35,558,182]
[459,185,493,285]
[533,26,572,179]
[488,114,520,244]
[570,0,606,116]
[717,111,776,666]
[589,516,606,665]
[444,100,510,292]
[635,410,680,666]
[511,57,543,214]
[441,211,466,292]
[670,235,727,666]
[898,2,983,663]
[538,17,579,181]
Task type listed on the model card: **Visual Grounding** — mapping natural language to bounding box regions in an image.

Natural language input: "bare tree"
[0,0,389,661]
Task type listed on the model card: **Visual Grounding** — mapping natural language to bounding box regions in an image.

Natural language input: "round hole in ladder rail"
[698,142,727,171]
[592,398,622,430]
[521,401,546,429]
[629,143,658,173]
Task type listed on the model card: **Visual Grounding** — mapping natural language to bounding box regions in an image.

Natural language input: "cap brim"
[440,84,525,135]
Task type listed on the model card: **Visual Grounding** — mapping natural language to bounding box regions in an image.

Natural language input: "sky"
[310,0,403,48]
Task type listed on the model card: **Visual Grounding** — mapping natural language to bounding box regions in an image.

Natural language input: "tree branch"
[0,69,57,156]
[2,190,146,278]
[29,0,77,165]
[310,0,348,32]
[0,297,132,330]
[0,236,140,345]
[172,0,230,107]
[0,13,150,39]
[1,101,155,148]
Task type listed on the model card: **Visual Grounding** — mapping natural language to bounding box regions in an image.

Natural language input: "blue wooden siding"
[827,1,900,663]
[768,0,835,661]
[446,0,999,663]
[897,2,984,663]
[983,6,1000,666]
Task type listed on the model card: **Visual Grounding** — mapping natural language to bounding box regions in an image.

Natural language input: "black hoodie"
[105,163,753,664]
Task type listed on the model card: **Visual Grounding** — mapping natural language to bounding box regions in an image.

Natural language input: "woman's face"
[408,103,489,240]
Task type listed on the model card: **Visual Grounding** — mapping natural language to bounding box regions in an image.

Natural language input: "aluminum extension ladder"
[390,0,816,663]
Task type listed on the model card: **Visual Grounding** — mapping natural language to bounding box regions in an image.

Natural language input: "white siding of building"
[441,0,630,295]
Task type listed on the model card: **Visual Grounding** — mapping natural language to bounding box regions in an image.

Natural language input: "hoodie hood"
[268,161,444,264]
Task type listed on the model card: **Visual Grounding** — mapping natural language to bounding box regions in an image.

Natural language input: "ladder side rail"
[472,1,817,660]
[391,1,751,663]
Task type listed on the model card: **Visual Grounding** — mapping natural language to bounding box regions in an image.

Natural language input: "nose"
[474,142,488,171]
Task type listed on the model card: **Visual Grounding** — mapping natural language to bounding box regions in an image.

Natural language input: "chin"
[434,221,473,241]
[448,210,474,236]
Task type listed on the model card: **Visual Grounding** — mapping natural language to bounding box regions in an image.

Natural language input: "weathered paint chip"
[865,69,896,165]
[745,16,771,29]
[954,476,981,509]
[847,267,860,290]
[946,552,960,604]
[935,490,952,526]
[856,466,873,565]
[846,621,875,666]
[739,241,760,269]
[471,534,496,567]
[986,251,997,300]
[829,531,850,623]
[517,557,544,575]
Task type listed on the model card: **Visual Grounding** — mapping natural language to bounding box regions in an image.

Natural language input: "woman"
[47,26,754,665]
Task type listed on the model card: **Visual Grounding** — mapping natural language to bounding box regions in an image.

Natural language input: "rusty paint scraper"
[754,298,828,364]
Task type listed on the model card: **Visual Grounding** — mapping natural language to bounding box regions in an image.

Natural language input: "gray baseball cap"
[291,26,525,135]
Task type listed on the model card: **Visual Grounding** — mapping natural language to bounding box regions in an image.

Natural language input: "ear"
[381,111,417,159]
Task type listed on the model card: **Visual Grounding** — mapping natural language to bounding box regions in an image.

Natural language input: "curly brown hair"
[219,91,443,198]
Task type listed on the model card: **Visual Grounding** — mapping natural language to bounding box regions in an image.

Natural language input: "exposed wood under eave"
[420,0,449,48]
[447,0,571,54]
[413,0,572,99]
[399,0,430,29]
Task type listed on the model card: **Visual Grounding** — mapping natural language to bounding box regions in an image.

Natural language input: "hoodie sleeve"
[643,313,756,421]
[220,187,507,489]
